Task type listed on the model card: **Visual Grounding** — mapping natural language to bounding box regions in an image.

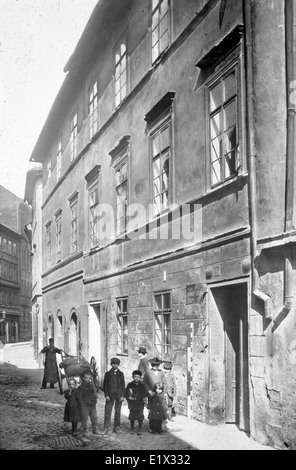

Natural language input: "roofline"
[28,0,114,164]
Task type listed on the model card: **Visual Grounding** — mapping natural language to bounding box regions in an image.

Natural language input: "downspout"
[243,0,272,319]
[285,0,295,233]
[282,0,295,315]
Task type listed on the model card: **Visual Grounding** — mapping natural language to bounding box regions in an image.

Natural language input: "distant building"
[24,165,43,365]
[29,0,296,449]
[0,185,32,343]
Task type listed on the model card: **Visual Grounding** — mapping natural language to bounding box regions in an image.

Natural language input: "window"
[55,211,62,263]
[208,66,239,187]
[56,141,62,180]
[89,82,98,139]
[89,184,99,249]
[145,92,175,217]
[116,298,128,355]
[46,222,51,269]
[70,199,78,254]
[85,165,101,250]
[109,135,131,237]
[47,160,52,181]
[70,113,78,161]
[151,0,170,64]
[115,160,128,236]
[115,37,127,108]
[152,119,171,216]
[154,291,171,356]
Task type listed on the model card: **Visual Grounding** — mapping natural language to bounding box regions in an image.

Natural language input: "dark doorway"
[211,283,250,431]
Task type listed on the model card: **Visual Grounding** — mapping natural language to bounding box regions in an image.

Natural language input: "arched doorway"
[55,310,64,350]
[69,311,78,355]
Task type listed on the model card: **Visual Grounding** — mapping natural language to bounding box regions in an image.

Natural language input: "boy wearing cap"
[163,361,177,421]
[124,370,147,435]
[102,357,125,434]
[76,370,99,436]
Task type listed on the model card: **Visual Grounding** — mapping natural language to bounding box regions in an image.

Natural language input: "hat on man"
[138,347,147,354]
[110,357,120,364]
[132,370,142,377]
[149,357,163,366]
[163,361,172,369]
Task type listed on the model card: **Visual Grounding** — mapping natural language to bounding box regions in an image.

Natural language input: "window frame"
[153,291,172,357]
[89,182,100,250]
[69,198,78,255]
[56,140,62,180]
[116,297,128,356]
[45,221,52,270]
[150,115,172,217]
[115,155,129,237]
[55,211,62,264]
[70,113,78,161]
[114,32,128,108]
[151,0,171,65]
[204,47,245,191]
[89,81,98,140]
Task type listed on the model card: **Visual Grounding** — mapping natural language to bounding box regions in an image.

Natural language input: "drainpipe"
[281,0,295,319]
[243,0,273,320]
[285,0,295,233]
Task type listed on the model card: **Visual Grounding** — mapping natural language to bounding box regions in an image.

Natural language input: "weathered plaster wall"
[253,0,286,238]
[250,246,296,449]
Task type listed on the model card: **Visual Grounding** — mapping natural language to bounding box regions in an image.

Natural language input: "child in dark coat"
[63,377,81,436]
[148,382,168,435]
[102,357,125,434]
[76,370,99,436]
[124,370,147,435]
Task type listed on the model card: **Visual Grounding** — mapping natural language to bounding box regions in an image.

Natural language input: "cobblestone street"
[0,363,198,451]
[0,343,275,452]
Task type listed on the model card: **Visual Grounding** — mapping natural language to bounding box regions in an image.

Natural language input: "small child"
[63,377,81,436]
[163,361,177,421]
[124,370,147,435]
[76,370,99,436]
[90,356,99,392]
[148,382,168,435]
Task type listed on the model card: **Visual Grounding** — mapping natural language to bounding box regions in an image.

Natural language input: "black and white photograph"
[0,0,295,455]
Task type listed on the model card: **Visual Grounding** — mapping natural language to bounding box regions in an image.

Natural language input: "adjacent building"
[29,0,296,449]
[0,185,32,343]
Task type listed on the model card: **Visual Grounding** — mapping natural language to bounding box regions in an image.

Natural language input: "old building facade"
[29,0,296,449]
[0,185,32,343]
[24,166,44,366]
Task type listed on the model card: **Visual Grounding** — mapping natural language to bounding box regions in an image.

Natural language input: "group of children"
[63,353,177,437]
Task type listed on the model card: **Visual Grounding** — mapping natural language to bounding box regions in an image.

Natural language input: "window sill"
[207,172,248,196]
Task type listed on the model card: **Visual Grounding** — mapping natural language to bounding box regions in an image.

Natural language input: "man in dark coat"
[102,357,125,434]
[137,346,150,379]
[40,338,62,389]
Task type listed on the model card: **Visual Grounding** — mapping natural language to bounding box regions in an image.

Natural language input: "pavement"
[0,341,275,451]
